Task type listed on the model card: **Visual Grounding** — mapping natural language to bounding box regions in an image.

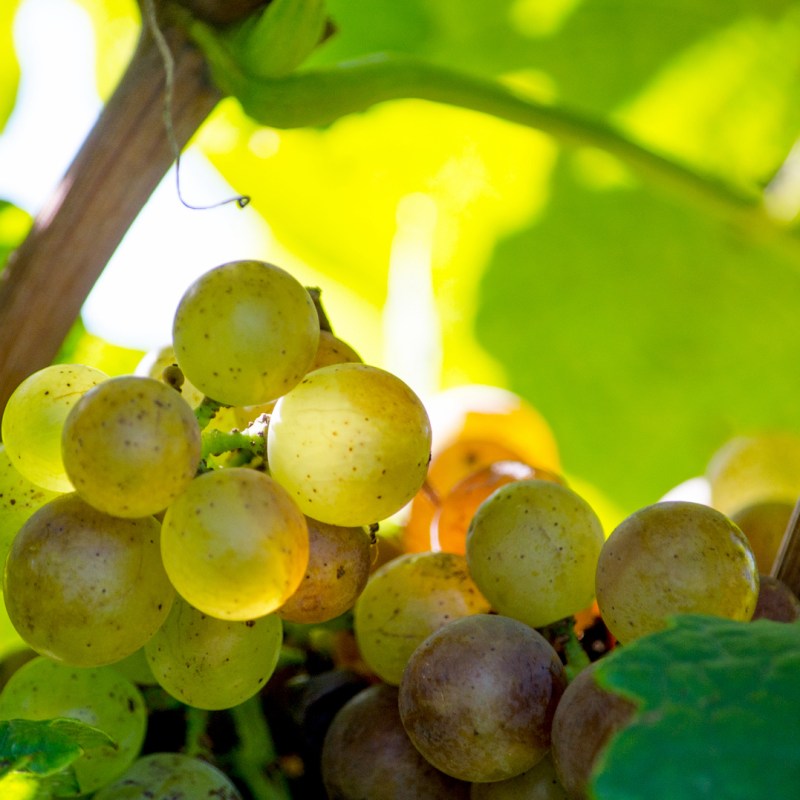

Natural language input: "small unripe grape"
[172,259,320,406]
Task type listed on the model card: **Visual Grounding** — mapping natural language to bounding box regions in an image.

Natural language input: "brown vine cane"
[771,496,800,598]
[0,0,244,418]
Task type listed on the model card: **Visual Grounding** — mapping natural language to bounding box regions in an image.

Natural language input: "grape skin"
[322,682,471,799]
[145,595,283,710]
[61,375,202,518]
[1,363,107,492]
[398,613,567,783]
[3,493,175,667]
[469,753,569,800]
[595,500,759,643]
[353,551,490,685]
[267,362,432,527]
[0,444,60,573]
[93,752,243,800]
[0,656,147,795]
[160,467,309,621]
[550,660,636,800]
[278,517,373,625]
[466,479,605,629]
[172,259,320,407]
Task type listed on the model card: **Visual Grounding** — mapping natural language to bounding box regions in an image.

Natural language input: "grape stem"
[229,695,292,800]
[200,427,267,463]
[544,617,591,682]
[184,707,212,759]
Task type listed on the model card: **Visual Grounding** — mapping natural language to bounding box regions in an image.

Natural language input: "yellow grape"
[730,499,794,574]
[353,551,490,684]
[145,595,283,710]
[1,364,107,492]
[267,363,431,526]
[0,444,60,574]
[61,375,202,518]
[466,480,605,629]
[172,259,320,406]
[160,467,309,620]
[4,494,174,666]
[595,500,759,643]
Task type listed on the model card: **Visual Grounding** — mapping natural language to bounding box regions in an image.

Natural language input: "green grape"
[278,517,373,625]
[398,613,567,784]
[322,682,471,799]
[1,364,107,492]
[0,656,147,795]
[4,493,175,666]
[93,753,242,800]
[267,362,432,526]
[172,259,320,407]
[706,432,800,516]
[353,551,490,685]
[160,467,309,620]
[0,444,61,573]
[466,480,605,629]
[61,375,202,518]
[594,500,759,643]
[145,595,283,710]
[135,343,206,408]
[469,753,569,800]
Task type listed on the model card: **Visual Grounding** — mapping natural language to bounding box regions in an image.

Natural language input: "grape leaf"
[0,1,20,134]
[591,615,800,799]
[0,718,116,779]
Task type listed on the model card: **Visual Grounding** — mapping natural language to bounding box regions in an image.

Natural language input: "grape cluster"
[0,259,796,798]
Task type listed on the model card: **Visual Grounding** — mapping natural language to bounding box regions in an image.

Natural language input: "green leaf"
[0,718,115,780]
[591,615,800,799]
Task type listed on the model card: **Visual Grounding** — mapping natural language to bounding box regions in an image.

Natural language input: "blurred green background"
[3,0,800,523]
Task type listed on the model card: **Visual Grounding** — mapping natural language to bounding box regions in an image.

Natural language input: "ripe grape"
[594,500,759,643]
[61,375,202,518]
[0,444,60,573]
[466,480,605,628]
[93,752,243,800]
[353,551,490,685]
[160,467,309,620]
[172,259,320,406]
[145,595,283,710]
[435,460,563,554]
[321,682,470,799]
[706,432,800,515]
[4,493,174,666]
[550,660,637,800]
[1,363,107,492]
[278,518,373,624]
[469,753,569,799]
[0,656,147,795]
[398,613,567,783]
[135,343,206,408]
[267,362,432,526]
[730,499,793,574]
